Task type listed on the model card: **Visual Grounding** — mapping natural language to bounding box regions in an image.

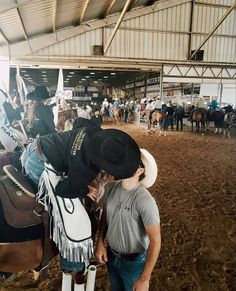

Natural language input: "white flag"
[0,89,19,152]
[53,68,64,126]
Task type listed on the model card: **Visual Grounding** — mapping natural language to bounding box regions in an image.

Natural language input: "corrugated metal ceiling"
[0,0,156,45]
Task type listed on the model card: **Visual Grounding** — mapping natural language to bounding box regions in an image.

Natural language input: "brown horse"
[100,106,110,122]
[191,109,206,134]
[0,170,57,276]
[113,108,122,125]
[147,110,166,135]
[0,166,107,285]
[57,108,78,131]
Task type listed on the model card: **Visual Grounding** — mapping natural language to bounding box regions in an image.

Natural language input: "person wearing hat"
[96,149,161,291]
[20,127,141,289]
[102,98,109,108]
[90,109,102,128]
[26,86,56,138]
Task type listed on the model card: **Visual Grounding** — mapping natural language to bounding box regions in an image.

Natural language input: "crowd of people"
[0,86,161,291]
[1,84,235,290]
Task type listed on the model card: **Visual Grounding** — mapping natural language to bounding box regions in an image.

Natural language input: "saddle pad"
[0,201,43,242]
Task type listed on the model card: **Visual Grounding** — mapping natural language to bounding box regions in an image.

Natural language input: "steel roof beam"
[16,8,28,41]
[16,7,32,50]
[104,0,133,54]
[80,0,91,23]
[105,0,119,16]
[52,0,58,32]
[191,0,236,60]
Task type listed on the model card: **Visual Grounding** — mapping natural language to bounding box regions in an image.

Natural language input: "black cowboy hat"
[88,129,141,179]
[27,86,50,101]
[26,91,35,100]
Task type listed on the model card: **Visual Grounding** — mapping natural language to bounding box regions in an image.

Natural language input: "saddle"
[0,165,43,228]
[0,165,54,278]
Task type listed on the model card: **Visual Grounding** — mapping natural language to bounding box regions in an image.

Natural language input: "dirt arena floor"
[0,121,236,291]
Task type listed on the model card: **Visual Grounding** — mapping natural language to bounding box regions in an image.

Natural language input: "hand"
[95,240,108,264]
[134,279,149,291]
[86,185,98,201]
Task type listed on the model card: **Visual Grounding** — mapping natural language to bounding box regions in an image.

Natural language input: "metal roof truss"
[163,64,236,80]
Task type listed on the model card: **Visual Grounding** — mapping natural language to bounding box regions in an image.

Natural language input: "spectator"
[27,86,56,138]
[175,104,185,131]
[96,149,161,291]
[164,102,174,131]
[90,109,102,128]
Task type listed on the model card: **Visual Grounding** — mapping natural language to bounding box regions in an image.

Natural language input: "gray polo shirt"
[103,181,160,253]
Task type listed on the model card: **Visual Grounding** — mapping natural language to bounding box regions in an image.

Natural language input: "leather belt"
[109,247,141,261]
[35,139,48,163]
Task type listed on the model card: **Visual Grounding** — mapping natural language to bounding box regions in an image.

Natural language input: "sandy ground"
[0,121,236,291]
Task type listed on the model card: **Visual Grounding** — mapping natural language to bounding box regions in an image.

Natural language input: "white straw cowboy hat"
[140,149,158,188]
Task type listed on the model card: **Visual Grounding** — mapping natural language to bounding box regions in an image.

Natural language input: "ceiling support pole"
[190,0,236,59]
[104,0,132,54]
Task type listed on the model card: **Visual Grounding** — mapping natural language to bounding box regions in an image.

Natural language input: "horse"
[0,166,57,277]
[222,111,236,138]
[191,108,206,135]
[57,108,78,131]
[100,105,109,122]
[113,107,122,125]
[149,110,166,135]
[206,110,225,134]
[0,165,107,289]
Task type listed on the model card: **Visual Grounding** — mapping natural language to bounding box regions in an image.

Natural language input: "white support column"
[159,66,163,102]
[0,42,10,92]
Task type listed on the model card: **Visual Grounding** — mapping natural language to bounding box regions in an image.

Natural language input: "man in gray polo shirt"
[96,149,161,291]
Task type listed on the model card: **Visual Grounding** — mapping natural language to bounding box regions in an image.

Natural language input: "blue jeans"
[60,256,85,273]
[20,140,45,187]
[107,248,147,291]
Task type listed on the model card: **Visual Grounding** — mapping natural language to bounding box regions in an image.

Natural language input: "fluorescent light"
[94,81,98,83]
[90,72,95,75]
[110,72,116,75]
[82,78,85,81]
[85,76,90,78]
[69,72,75,74]
[104,76,108,78]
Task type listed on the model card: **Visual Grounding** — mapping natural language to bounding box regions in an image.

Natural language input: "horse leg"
[196,122,199,133]
[227,126,231,138]
[191,121,193,132]
[147,120,151,132]
[201,121,205,135]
